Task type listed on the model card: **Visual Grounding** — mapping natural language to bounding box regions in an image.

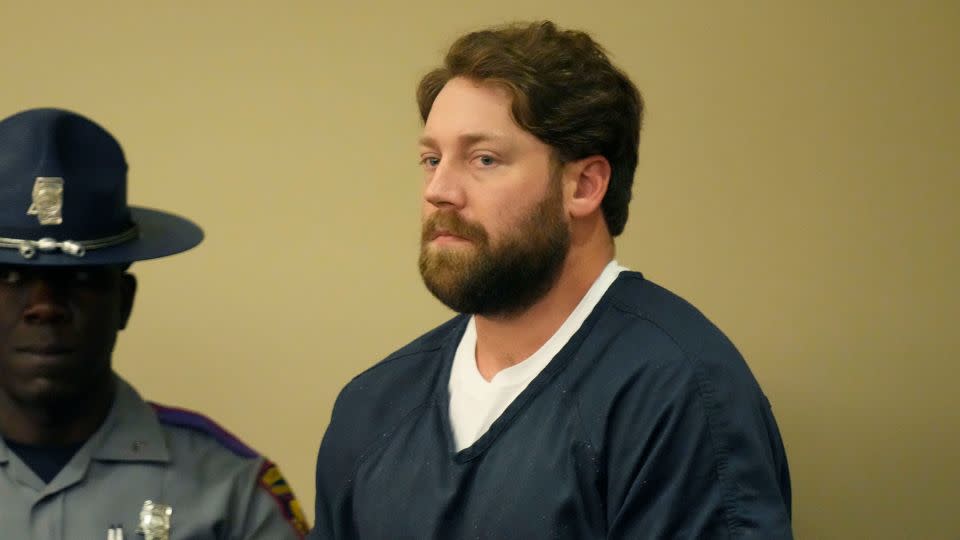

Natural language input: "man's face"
[0,264,135,409]
[418,77,570,316]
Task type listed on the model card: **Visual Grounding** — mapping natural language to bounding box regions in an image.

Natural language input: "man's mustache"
[422,212,488,244]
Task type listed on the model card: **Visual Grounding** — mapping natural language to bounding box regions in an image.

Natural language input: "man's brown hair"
[417,21,643,236]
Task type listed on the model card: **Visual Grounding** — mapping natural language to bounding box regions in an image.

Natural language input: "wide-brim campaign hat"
[0,108,203,266]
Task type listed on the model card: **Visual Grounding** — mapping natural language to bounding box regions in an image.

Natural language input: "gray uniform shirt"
[0,376,307,539]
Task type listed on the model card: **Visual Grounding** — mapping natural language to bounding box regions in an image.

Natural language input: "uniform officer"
[0,108,309,539]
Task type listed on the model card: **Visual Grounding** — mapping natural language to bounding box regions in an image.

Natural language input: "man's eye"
[0,269,22,284]
[476,155,498,167]
[420,156,440,169]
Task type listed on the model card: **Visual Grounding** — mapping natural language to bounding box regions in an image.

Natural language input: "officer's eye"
[0,268,22,285]
[72,270,93,283]
[71,268,113,286]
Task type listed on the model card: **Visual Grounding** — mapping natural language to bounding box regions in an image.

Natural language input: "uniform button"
[132,440,147,453]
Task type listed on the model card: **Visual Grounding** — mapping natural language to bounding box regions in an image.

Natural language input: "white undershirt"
[448,260,628,451]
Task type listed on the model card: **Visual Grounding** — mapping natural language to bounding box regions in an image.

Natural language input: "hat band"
[0,225,139,259]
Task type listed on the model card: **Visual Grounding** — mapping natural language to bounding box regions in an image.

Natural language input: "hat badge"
[26,176,64,225]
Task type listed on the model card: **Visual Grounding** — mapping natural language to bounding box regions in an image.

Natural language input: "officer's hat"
[0,108,203,266]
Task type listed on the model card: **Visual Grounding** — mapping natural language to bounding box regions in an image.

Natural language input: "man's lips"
[429,230,472,243]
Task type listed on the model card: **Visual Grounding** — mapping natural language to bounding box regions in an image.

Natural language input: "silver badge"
[26,177,64,225]
[136,500,172,540]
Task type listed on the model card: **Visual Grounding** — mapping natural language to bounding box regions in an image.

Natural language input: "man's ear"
[119,272,137,330]
[565,155,611,219]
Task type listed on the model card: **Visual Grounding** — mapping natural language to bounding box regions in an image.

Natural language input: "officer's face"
[0,265,135,408]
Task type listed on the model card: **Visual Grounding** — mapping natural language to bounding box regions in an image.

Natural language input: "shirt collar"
[0,375,169,498]
[0,375,168,464]
[88,375,170,463]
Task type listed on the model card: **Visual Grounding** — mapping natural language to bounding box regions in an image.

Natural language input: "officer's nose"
[23,278,70,325]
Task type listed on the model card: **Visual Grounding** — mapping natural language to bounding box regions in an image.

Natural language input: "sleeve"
[603,355,793,539]
[232,458,311,539]
[308,387,359,540]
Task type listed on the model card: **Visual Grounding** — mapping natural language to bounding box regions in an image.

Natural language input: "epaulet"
[149,402,259,459]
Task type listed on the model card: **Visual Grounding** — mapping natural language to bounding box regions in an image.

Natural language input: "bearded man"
[310,21,793,540]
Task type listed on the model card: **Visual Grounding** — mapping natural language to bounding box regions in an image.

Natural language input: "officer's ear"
[119,270,136,331]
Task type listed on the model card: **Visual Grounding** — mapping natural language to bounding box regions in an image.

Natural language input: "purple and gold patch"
[258,460,310,537]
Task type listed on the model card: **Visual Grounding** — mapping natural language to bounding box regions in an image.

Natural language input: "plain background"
[2,1,957,538]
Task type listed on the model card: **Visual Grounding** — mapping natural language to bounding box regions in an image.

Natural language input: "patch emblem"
[258,460,309,537]
[27,176,64,225]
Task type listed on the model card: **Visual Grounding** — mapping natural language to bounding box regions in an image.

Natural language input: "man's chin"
[421,246,475,276]
[422,242,477,263]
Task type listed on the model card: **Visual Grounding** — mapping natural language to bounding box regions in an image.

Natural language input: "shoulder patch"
[149,402,258,459]
[258,460,310,537]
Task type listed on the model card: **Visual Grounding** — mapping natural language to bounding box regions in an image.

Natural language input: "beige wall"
[3,1,957,537]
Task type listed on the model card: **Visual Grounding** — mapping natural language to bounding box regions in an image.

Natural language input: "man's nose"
[22,278,70,324]
[423,161,467,210]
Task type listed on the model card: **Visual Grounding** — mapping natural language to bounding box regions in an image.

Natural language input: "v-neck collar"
[438,271,637,463]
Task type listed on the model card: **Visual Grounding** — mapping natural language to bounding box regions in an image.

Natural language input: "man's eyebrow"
[418,132,506,148]
[418,135,437,148]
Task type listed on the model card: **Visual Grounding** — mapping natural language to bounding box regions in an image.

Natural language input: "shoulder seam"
[347,341,445,384]
[341,316,466,390]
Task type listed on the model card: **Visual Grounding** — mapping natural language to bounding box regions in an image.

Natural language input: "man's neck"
[0,379,115,447]
[474,247,613,381]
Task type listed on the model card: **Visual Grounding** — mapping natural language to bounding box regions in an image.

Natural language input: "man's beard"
[419,180,570,317]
